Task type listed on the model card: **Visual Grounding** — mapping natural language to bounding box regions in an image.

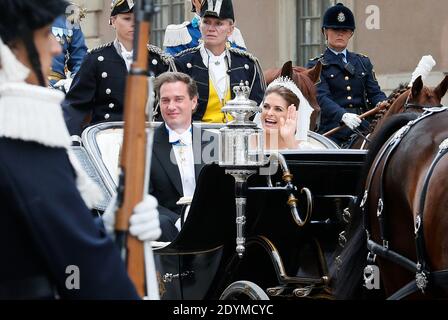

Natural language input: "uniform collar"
[199,43,228,68]
[327,47,347,59]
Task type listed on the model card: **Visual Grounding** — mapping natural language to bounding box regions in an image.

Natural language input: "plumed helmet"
[200,0,234,21]
[110,0,135,17]
[322,3,355,30]
[0,0,69,44]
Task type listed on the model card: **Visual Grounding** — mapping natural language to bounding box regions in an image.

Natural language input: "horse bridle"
[360,107,448,300]
[403,93,443,111]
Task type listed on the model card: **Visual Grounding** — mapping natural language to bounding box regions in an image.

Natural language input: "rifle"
[114,0,159,299]
[323,102,388,137]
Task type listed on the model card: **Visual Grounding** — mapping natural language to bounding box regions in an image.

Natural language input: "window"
[152,0,185,47]
[297,0,335,66]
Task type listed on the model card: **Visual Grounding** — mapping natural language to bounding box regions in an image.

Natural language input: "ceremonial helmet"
[322,3,355,30]
[200,0,235,22]
[110,0,135,17]
[0,0,69,86]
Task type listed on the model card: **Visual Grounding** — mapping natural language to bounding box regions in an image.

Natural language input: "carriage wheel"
[219,281,270,300]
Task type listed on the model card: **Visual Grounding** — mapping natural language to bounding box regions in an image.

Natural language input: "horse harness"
[360,106,448,299]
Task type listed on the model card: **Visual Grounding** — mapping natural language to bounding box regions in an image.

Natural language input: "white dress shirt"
[328,47,348,63]
[200,44,229,101]
[114,39,133,71]
[165,124,196,198]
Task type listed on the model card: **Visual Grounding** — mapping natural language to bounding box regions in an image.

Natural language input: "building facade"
[74,0,448,101]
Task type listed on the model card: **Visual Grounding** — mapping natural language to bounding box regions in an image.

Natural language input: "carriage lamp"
[219,82,267,258]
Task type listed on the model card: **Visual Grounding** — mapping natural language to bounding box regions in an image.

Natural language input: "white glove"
[341,113,362,130]
[54,78,73,93]
[102,194,161,242]
[129,195,161,242]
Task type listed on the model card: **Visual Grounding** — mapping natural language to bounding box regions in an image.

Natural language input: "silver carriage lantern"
[219,82,265,167]
[219,82,266,258]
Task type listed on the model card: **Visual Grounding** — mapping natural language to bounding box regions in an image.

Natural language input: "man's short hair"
[154,72,198,100]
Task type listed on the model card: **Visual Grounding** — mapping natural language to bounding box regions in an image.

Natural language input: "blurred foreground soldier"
[63,0,176,136]
[0,0,160,299]
[307,3,386,146]
[164,0,246,55]
[175,0,265,123]
[49,3,88,92]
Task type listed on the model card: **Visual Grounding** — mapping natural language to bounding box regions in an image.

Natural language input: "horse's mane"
[332,113,419,299]
[367,85,410,133]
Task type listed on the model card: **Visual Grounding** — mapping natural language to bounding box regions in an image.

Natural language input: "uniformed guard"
[0,0,161,299]
[163,0,247,56]
[63,0,176,136]
[174,0,265,123]
[306,3,387,146]
[49,3,88,92]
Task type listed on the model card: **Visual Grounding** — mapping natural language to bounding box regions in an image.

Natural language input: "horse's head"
[395,75,448,114]
[372,75,448,135]
[264,61,322,130]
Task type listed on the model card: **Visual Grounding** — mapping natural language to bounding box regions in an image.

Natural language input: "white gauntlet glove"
[54,78,73,93]
[102,194,161,242]
[129,195,161,242]
[341,113,362,130]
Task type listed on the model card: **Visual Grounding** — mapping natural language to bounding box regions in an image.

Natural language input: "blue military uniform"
[62,42,175,136]
[174,45,265,121]
[163,15,247,56]
[49,15,87,86]
[307,49,386,143]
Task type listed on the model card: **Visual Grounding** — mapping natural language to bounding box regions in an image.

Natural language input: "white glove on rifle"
[54,78,73,93]
[102,194,161,242]
[341,113,362,130]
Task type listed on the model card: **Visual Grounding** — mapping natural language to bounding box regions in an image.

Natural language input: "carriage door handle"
[162,271,194,283]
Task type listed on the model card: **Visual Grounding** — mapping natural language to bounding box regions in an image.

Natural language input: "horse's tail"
[333,113,419,299]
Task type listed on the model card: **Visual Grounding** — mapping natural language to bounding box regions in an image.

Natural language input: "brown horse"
[264,61,322,131]
[349,75,448,149]
[333,107,448,299]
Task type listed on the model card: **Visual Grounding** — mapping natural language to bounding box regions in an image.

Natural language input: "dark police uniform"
[174,46,265,121]
[62,42,175,136]
[49,14,87,86]
[306,2,386,145]
[307,49,386,142]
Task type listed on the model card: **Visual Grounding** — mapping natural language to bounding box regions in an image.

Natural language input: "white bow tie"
[169,129,192,146]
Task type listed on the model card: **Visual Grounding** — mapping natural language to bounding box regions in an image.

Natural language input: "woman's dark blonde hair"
[264,86,300,110]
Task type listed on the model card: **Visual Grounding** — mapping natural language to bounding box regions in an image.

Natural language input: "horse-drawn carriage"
[72,119,373,300]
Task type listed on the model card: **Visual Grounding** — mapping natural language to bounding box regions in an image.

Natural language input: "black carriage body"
[73,122,366,300]
[153,151,367,299]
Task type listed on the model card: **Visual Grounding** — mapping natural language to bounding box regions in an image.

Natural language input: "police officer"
[0,0,161,299]
[49,3,88,92]
[174,0,265,123]
[163,0,247,56]
[63,0,176,136]
[307,3,387,146]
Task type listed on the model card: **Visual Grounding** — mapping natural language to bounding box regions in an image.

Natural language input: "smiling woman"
[260,77,325,151]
